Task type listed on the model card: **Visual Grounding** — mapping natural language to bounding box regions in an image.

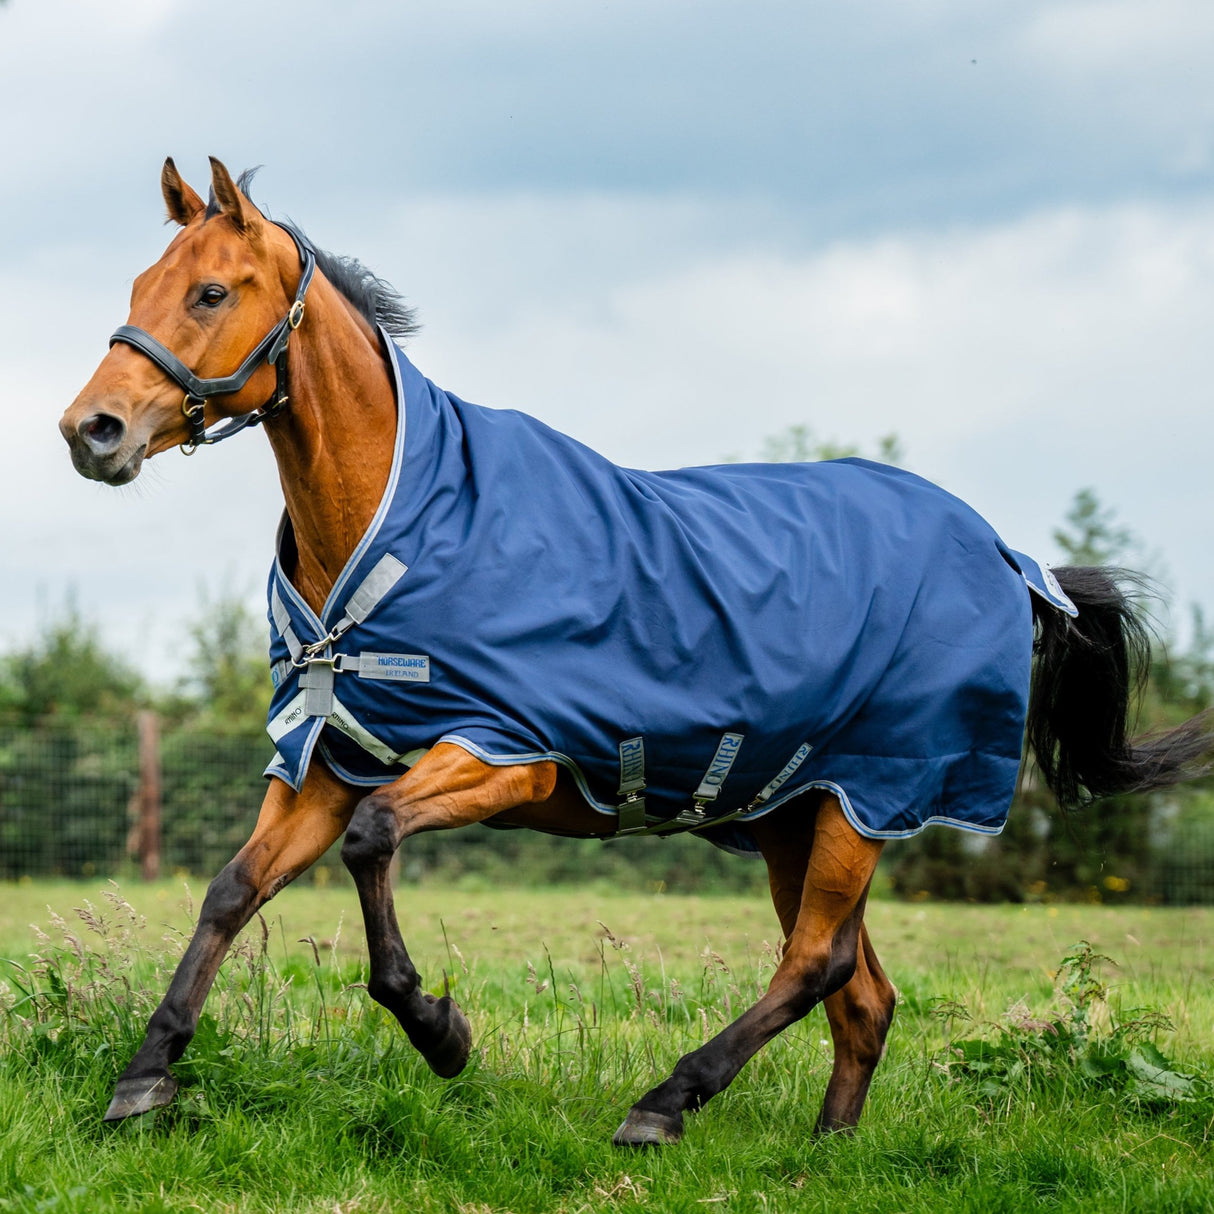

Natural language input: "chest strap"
[271,553,412,719]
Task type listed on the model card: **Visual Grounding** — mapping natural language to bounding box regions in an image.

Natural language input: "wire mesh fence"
[2,713,1213,901]
[0,713,767,893]
[0,714,268,881]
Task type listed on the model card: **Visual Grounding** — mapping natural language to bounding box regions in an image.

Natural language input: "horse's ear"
[208,156,261,234]
[161,157,204,226]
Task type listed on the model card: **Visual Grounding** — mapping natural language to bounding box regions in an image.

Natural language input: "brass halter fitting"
[180,395,206,455]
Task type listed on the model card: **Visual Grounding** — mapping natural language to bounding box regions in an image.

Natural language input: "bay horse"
[60,158,1208,1143]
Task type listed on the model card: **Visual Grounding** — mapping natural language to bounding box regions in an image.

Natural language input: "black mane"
[205,168,420,342]
[310,246,420,343]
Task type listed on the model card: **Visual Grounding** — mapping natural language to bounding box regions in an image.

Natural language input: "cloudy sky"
[2,0,1213,680]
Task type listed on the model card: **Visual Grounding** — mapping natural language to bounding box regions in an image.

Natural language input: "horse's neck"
[265,285,398,616]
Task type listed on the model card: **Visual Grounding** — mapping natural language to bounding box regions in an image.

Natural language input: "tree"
[1053,487,1135,567]
[0,602,144,877]
[164,586,272,733]
[1157,606,1214,714]
[0,599,144,725]
[733,423,905,466]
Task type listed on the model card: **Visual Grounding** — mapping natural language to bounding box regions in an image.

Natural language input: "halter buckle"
[287,300,305,330]
[179,395,206,455]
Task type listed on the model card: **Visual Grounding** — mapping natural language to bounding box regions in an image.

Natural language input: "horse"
[59,157,1209,1145]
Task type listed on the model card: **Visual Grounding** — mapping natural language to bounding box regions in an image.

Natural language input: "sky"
[2,0,1213,682]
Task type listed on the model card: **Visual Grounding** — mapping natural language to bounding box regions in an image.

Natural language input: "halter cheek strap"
[109,221,317,454]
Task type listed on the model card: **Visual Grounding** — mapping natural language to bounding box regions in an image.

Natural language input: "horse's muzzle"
[60,411,146,484]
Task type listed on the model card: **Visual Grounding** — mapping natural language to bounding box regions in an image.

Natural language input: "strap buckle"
[179,394,206,455]
[610,736,649,836]
[614,791,649,836]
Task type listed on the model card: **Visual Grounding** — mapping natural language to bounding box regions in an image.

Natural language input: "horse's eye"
[198,285,227,308]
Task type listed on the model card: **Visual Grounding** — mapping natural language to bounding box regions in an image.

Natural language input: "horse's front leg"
[613,795,883,1146]
[340,743,557,1077]
[105,761,360,1120]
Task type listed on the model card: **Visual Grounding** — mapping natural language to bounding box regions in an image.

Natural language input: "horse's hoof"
[103,1073,178,1121]
[419,996,472,1079]
[612,1107,684,1147]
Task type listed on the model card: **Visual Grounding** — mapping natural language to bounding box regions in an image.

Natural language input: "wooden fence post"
[137,710,162,882]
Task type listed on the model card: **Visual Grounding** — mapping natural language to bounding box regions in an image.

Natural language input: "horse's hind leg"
[816,924,896,1133]
[757,797,896,1135]
[104,763,359,1121]
[613,793,883,1146]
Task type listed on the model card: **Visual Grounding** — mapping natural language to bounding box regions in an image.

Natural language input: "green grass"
[2,879,1213,1212]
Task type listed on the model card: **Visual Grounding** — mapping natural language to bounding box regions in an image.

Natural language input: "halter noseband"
[109,221,317,454]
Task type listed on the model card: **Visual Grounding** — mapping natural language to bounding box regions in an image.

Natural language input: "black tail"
[1026,566,1211,809]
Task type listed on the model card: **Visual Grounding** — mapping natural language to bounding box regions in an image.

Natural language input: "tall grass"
[2,884,1213,1212]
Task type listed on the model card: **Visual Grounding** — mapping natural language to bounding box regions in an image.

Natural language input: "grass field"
[2,878,1213,1213]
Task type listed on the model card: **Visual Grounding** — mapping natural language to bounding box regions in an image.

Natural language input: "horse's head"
[60,157,306,484]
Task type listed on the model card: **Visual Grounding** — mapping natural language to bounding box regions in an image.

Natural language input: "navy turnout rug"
[264,336,1074,850]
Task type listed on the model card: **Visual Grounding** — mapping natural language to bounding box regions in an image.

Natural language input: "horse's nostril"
[79,412,126,455]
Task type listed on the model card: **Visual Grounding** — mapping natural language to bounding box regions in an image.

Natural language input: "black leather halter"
[109,221,318,454]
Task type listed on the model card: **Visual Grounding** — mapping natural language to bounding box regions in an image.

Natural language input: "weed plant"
[937,941,1210,1111]
[1,886,1213,1212]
